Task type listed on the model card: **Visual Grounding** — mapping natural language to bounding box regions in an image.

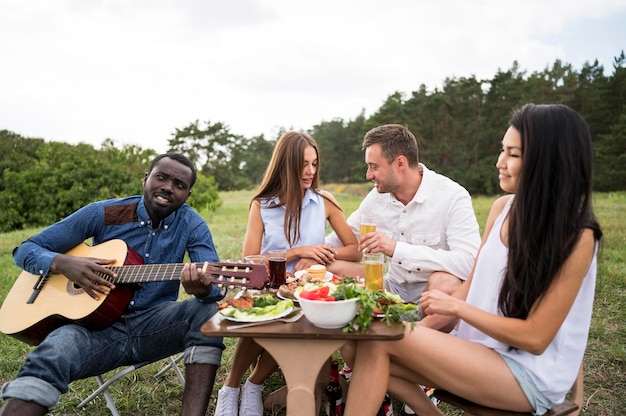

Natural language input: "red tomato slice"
[300,286,331,300]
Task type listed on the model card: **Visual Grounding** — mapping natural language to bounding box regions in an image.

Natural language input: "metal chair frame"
[77,354,184,416]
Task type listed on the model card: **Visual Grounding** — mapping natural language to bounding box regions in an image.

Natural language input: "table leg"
[255,338,345,416]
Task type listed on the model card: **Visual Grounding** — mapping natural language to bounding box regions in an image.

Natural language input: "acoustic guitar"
[0,239,268,346]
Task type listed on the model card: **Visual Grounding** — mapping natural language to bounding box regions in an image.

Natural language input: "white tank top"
[454,199,597,403]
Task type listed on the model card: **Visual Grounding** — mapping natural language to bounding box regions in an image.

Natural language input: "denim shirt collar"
[136,198,176,230]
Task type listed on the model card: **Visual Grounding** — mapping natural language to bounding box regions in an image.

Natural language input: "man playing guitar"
[2,153,228,416]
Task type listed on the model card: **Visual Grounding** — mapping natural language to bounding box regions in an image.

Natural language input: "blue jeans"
[2,298,223,409]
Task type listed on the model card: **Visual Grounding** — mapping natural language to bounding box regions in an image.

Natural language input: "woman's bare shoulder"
[318,189,340,206]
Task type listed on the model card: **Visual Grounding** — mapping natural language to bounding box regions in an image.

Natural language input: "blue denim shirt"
[13,196,222,311]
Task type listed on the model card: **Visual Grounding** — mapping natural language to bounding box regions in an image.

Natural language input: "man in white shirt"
[327,124,480,304]
[328,124,481,415]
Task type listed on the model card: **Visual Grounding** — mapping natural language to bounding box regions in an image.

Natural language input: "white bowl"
[294,294,359,329]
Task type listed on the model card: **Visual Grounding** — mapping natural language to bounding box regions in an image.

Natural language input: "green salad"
[301,278,421,332]
[219,294,294,320]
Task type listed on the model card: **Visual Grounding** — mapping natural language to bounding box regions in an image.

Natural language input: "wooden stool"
[433,363,583,416]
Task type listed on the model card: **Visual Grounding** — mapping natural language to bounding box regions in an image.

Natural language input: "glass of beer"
[360,214,377,238]
[268,249,287,289]
[363,252,384,291]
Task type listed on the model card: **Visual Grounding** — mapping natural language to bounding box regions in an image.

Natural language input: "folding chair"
[77,354,184,416]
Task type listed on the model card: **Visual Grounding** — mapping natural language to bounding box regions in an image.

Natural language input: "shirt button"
[140,221,145,226]
[130,301,135,306]
[152,232,156,236]
[145,253,150,258]
[39,269,44,275]
[164,225,169,229]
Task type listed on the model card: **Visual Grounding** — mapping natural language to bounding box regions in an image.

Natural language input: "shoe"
[239,380,264,416]
[400,403,416,415]
[400,403,415,415]
[215,385,240,416]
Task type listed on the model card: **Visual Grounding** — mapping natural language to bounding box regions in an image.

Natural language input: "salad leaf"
[253,294,281,307]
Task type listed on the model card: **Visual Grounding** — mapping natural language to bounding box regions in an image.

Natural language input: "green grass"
[1,187,624,415]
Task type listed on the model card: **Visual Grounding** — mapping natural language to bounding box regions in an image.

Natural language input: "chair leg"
[569,363,584,416]
[155,354,185,387]
[98,375,121,416]
[77,362,150,414]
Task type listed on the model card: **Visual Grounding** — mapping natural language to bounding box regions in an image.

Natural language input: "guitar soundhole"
[66,281,84,295]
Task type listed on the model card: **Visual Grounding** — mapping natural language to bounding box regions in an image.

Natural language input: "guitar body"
[0,239,268,346]
[0,240,138,346]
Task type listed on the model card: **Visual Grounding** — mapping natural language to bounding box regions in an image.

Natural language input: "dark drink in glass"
[268,249,287,289]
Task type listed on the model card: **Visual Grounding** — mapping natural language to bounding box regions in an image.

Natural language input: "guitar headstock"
[204,262,268,290]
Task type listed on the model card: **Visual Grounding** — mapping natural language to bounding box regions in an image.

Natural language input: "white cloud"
[1,0,625,153]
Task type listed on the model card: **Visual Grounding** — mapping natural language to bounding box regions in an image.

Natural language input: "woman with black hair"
[343,104,602,415]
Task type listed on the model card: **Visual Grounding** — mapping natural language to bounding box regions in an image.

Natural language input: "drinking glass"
[360,214,377,238]
[363,252,384,291]
[244,255,265,265]
[268,249,287,289]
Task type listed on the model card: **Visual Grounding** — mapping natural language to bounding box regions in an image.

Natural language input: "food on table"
[306,264,327,281]
[218,292,254,310]
[218,293,295,320]
[278,270,341,299]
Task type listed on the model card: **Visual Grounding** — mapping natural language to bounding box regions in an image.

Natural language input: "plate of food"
[220,306,294,323]
[278,266,342,300]
[218,293,295,322]
[294,264,334,283]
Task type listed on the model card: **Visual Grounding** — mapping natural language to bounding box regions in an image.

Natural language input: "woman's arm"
[420,194,597,353]
[419,195,510,330]
[241,200,265,261]
[324,192,361,262]
[450,228,595,354]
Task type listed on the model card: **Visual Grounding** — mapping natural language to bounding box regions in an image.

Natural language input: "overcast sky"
[1,0,625,154]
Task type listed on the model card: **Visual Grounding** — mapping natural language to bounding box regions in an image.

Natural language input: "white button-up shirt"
[327,164,480,302]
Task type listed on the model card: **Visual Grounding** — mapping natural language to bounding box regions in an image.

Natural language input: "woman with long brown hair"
[216,131,361,416]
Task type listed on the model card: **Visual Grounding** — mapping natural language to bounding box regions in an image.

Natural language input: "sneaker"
[239,380,264,416]
[215,386,240,416]
[400,403,416,415]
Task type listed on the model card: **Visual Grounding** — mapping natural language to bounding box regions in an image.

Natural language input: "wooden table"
[201,313,405,416]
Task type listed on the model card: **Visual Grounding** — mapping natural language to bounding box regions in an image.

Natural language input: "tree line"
[1,52,625,232]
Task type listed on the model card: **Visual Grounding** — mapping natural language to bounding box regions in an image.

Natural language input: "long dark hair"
[499,104,602,319]
[253,131,321,246]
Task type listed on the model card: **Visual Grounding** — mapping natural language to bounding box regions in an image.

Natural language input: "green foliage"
[186,174,222,216]
[168,120,273,191]
[0,137,221,232]
[594,111,626,191]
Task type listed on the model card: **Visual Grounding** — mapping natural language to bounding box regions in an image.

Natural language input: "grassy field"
[0,186,624,415]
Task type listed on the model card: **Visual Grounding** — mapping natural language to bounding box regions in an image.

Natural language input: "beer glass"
[363,252,384,291]
[360,214,377,238]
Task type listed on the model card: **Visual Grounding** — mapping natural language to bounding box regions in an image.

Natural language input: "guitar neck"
[110,263,185,284]
[107,262,268,289]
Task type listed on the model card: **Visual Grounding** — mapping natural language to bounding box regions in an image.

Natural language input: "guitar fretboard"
[108,263,185,284]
